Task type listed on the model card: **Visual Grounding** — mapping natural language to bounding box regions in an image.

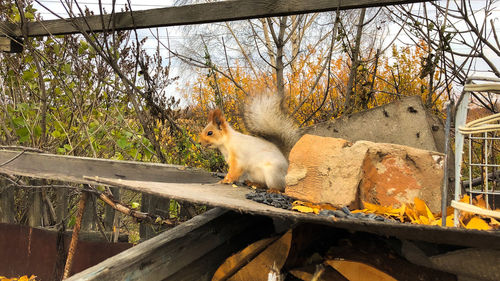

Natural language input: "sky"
[30,0,500,96]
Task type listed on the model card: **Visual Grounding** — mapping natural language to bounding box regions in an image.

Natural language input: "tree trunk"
[0,179,15,223]
[344,8,366,113]
[140,193,170,241]
[28,186,42,227]
[82,192,97,231]
[56,187,68,224]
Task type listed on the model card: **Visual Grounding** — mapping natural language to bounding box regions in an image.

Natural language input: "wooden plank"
[0,179,15,223]
[85,176,500,249]
[0,37,22,52]
[451,200,500,219]
[0,149,216,185]
[65,208,274,281]
[0,0,428,37]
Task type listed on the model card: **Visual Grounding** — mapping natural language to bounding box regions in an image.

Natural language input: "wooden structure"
[0,0,427,39]
[1,149,499,250]
[3,0,498,280]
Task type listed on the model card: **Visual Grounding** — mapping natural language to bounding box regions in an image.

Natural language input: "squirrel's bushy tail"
[243,93,300,155]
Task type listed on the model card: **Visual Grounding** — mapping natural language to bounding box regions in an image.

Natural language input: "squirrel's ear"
[208,110,215,123]
[210,109,225,129]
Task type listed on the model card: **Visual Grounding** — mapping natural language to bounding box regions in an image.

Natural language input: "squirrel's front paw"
[218,178,233,184]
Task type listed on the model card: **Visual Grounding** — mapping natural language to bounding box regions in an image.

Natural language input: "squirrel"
[199,93,300,191]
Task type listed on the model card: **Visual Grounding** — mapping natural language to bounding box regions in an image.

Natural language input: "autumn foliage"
[183,42,446,136]
[292,194,500,231]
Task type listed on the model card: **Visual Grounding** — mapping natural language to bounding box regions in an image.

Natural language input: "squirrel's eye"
[207,131,213,136]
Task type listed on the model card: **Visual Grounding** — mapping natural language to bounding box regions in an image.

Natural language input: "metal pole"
[441,100,453,226]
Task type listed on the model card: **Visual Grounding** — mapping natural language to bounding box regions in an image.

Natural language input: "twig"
[0,150,25,168]
[0,146,45,153]
[96,187,173,225]
[63,191,87,279]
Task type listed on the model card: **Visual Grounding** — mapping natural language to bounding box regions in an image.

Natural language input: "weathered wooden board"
[1,149,499,249]
[0,0,429,37]
[0,149,215,184]
[86,176,500,250]
[65,208,275,281]
[0,37,22,52]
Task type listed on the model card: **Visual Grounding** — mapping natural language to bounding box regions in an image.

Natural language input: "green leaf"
[22,70,35,81]
[16,127,29,138]
[63,144,72,151]
[57,147,66,154]
[78,41,89,55]
[131,202,140,209]
[117,136,129,149]
[25,11,34,20]
[63,63,71,74]
[33,125,42,137]
[51,130,61,138]
[12,117,25,127]
[67,216,76,228]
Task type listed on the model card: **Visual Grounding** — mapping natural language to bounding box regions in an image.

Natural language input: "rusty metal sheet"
[0,223,131,280]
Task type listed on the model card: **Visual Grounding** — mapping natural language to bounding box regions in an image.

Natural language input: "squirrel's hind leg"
[263,166,286,192]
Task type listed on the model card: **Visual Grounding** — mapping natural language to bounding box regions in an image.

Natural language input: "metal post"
[454,91,471,227]
[441,101,453,226]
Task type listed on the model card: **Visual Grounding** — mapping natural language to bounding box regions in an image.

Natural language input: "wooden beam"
[2,149,499,249]
[0,149,216,185]
[0,0,428,37]
[84,176,500,250]
[65,208,274,281]
[0,37,22,52]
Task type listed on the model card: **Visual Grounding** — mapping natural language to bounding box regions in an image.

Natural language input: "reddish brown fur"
[199,109,229,148]
[221,150,243,183]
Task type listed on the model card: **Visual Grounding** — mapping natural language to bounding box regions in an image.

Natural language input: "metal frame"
[453,76,500,226]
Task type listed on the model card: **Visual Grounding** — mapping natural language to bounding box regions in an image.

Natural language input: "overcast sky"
[30,0,500,93]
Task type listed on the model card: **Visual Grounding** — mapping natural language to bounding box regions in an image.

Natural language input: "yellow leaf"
[436,214,454,227]
[292,205,316,214]
[490,217,500,227]
[292,200,330,214]
[361,201,401,217]
[414,197,436,222]
[405,207,418,223]
[473,195,487,209]
[465,217,492,230]
[213,229,292,281]
[19,276,28,281]
[419,215,430,225]
[459,194,470,203]
[325,259,397,281]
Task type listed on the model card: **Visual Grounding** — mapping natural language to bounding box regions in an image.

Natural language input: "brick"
[285,135,366,209]
[358,141,444,212]
[285,135,444,212]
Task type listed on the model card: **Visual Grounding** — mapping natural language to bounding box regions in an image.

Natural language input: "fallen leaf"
[325,259,397,281]
[212,229,293,281]
[436,214,454,227]
[473,194,487,208]
[490,217,500,228]
[292,205,317,214]
[465,217,492,230]
[414,198,435,221]
[289,264,349,281]
[459,195,470,203]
